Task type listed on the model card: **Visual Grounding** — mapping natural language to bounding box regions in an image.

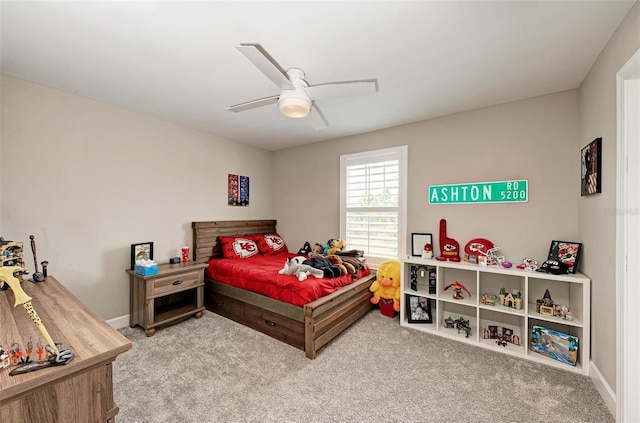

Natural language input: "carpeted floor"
[113,310,613,423]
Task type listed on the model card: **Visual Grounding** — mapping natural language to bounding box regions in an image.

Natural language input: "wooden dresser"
[0,276,131,422]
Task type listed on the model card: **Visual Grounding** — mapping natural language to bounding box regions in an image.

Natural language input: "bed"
[192,219,376,359]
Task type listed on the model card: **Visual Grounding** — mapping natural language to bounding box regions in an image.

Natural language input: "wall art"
[581,137,602,196]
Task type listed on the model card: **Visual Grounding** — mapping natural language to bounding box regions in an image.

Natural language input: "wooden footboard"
[304,274,375,358]
[193,220,376,358]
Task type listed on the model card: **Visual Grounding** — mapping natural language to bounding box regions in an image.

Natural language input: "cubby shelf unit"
[400,257,590,375]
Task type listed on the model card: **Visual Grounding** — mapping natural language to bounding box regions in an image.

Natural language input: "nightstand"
[127,261,208,336]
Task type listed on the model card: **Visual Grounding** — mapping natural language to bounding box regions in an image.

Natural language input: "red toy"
[464,238,494,257]
[436,219,461,262]
[443,281,472,300]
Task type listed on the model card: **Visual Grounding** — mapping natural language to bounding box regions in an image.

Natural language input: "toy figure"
[422,243,433,259]
[516,258,538,271]
[443,281,472,300]
[369,259,401,317]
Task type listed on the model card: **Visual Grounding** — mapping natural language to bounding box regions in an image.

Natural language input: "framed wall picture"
[228,174,250,206]
[411,233,433,257]
[130,242,154,270]
[406,294,433,323]
[581,137,602,196]
[547,240,582,274]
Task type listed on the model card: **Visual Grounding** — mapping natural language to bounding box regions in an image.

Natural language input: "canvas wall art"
[581,137,602,196]
[228,174,250,206]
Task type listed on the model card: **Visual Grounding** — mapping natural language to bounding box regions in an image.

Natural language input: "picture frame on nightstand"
[130,242,154,270]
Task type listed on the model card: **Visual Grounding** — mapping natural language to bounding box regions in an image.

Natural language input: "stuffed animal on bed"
[303,254,342,278]
[297,241,312,256]
[369,259,401,317]
[278,256,324,281]
[327,239,346,256]
[326,254,356,277]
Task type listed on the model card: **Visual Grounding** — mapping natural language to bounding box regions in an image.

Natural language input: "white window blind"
[340,146,407,264]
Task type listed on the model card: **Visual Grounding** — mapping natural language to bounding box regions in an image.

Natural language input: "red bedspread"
[205,253,370,307]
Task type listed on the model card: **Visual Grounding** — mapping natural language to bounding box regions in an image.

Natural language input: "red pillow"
[218,236,260,259]
[254,233,288,255]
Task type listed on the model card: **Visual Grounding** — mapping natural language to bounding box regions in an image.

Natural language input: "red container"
[181,246,190,262]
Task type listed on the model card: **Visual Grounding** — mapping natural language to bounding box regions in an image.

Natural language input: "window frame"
[340,145,408,266]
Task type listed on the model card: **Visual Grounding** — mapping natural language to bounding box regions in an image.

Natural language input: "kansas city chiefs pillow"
[218,236,260,259]
[254,233,288,255]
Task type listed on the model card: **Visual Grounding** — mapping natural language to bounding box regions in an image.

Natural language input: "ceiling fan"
[227,43,378,130]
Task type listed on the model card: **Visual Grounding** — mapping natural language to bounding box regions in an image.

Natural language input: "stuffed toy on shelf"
[369,259,401,317]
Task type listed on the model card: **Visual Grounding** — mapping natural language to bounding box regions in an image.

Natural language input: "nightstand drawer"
[151,271,201,297]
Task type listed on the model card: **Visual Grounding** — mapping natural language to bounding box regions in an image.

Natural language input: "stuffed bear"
[369,259,401,316]
[327,239,346,256]
[325,255,347,276]
[303,253,341,278]
[326,254,357,278]
[278,256,324,281]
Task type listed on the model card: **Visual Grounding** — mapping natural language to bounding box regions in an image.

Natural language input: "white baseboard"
[106,314,130,330]
[590,360,616,417]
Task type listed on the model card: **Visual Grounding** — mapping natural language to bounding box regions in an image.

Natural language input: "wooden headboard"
[191,220,277,263]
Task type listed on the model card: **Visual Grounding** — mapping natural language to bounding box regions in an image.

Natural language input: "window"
[340,146,407,265]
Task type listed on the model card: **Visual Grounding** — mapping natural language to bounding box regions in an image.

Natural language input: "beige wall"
[578,1,640,394]
[274,90,580,263]
[0,75,274,320]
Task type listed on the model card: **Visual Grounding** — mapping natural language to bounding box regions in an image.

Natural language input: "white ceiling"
[1,1,635,151]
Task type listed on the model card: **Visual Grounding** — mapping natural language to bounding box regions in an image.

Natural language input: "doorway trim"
[616,47,640,422]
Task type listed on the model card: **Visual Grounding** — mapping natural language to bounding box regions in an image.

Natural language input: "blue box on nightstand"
[135,265,158,276]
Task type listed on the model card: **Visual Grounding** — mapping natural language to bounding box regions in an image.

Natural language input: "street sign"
[429,180,528,204]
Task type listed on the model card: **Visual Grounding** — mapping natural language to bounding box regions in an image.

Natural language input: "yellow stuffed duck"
[369,259,401,317]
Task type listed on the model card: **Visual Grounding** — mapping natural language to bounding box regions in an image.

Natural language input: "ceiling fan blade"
[237,43,294,90]
[227,95,279,113]
[308,103,328,130]
[307,79,378,100]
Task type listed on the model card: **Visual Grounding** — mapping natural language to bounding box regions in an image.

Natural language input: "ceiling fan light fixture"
[278,92,311,118]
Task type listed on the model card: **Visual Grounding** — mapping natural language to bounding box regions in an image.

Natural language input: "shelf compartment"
[404,295,436,326]
[479,272,524,310]
[528,276,585,324]
[439,267,476,293]
[479,308,525,354]
[406,264,437,296]
[526,319,583,371]
[439,301,476,340]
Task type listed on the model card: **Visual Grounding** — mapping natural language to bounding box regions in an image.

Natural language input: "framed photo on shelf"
[411,233,433,257]
[406,294,433,323]
[581,137,602,196]
[130,242,154,270]
[547,240,582,274]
